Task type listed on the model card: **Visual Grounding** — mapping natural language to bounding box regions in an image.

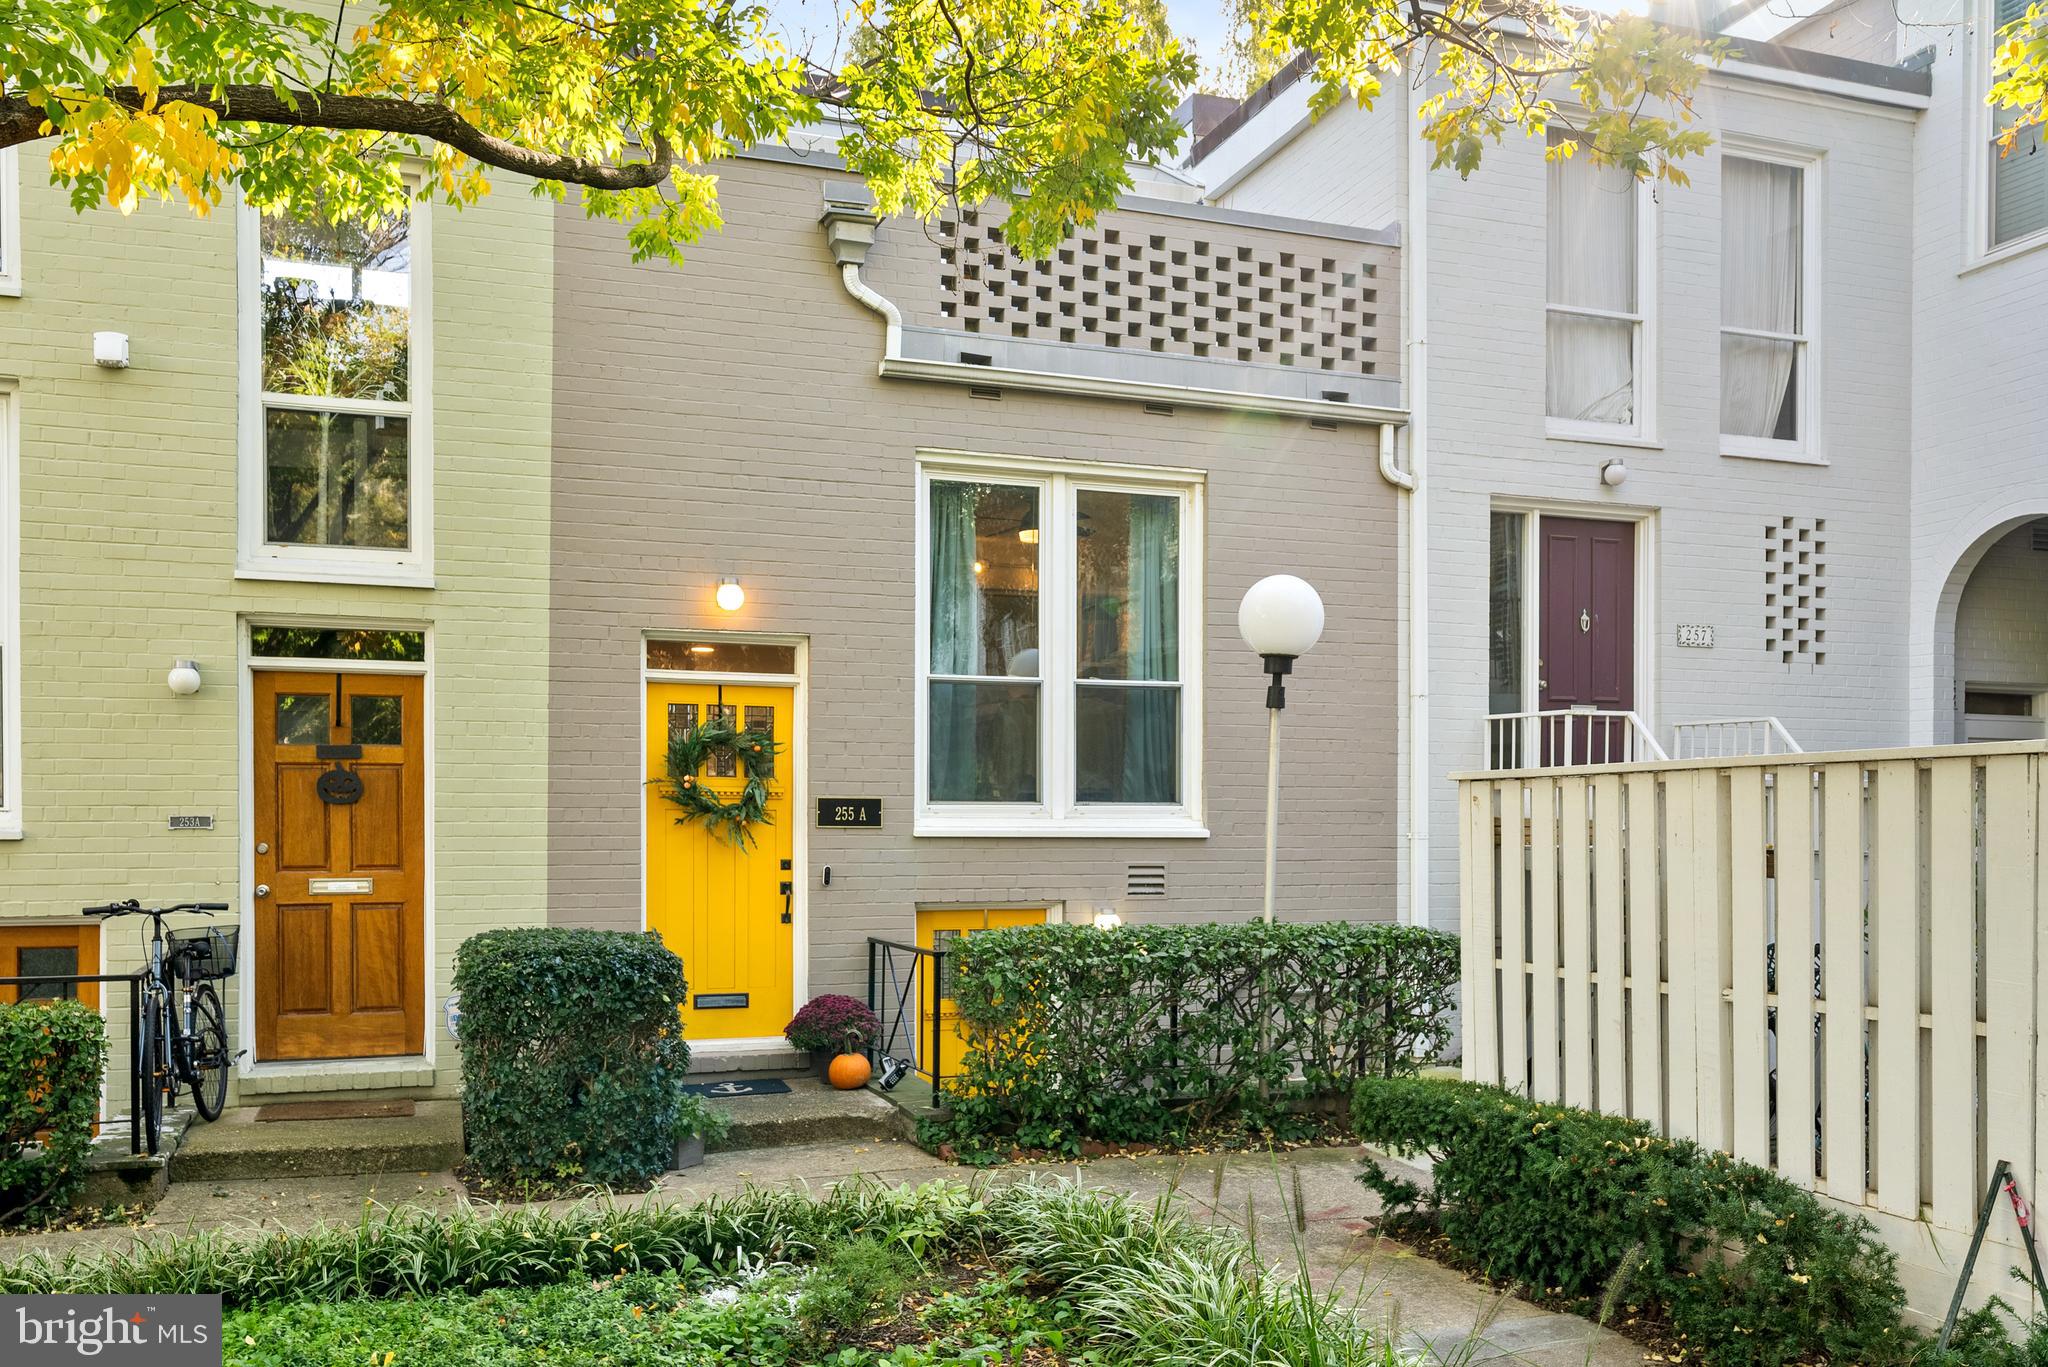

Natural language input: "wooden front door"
[253,671,426,1060]
[1538,516,1636,763]
[645,682,795,1042]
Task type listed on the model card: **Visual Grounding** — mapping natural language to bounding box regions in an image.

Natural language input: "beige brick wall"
[0,148,552,1102]
[548,156,1403,1014]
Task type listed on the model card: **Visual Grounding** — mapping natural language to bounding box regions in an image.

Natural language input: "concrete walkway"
[0,1141,1640,1365]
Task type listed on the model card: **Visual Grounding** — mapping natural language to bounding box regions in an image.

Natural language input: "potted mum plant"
[784,995,880,1089]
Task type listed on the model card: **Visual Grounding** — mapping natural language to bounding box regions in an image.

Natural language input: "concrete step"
[712,1077,914,1151]
[170,1099,465,1182]
[80,1107,196,1210]
[689,1043,812,1078]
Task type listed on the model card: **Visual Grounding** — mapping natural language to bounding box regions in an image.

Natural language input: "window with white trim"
[1989,0,2048,249]
[238,194,429,583]
[1721,152,1817,460]
[917,456,1204,836]
[0,147,20,296]
[0,389,19,838]
[1545,131,1652,438]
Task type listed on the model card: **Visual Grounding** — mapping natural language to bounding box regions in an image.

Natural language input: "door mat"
[682,1079,793,1099]
[255,1100,418,1123]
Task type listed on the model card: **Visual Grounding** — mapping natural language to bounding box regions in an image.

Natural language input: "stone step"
[689,1043,811,1078]
[169,1098,465,1182]
[710,1077,914,1151]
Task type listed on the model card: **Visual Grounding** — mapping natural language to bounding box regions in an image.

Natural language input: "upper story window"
[1721,151,1819,462]
[1545,132,1653,440]
[238,194,431,585]
[1989,0,2048,250]
[0,147,20,297]
[916,454,1205,837]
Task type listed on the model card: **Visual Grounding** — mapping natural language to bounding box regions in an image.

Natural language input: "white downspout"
[1376,420,1414,492]
[821,185,901,359]
[1403,57,1431,929]
[837,261,903,360]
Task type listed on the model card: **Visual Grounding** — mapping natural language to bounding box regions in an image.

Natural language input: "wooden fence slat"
[1560,775,1594,1108]
[1625,772,1663,1129]
[1821,762,1867,1204]
[1694,769,1733,1155]
[1730,767,1771,1166]
[1984,756,2034,1244]
[1594,775,1627,1116]
[1530,779,1562,1102]
[1462,780,1501,1083]
[1929,757,1977,1228]
[1773,764,1818,1191]
[1498,780,1530,1096]
[1872,759,1919,1218]
[1664,772,1701,1142]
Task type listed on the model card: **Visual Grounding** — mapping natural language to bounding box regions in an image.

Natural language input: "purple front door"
[1538,517,1636,763]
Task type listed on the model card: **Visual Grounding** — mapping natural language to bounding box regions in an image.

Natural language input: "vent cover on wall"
[1125,863,1167,897]
[1763,517,1827,665]
[2031,520,2048,552]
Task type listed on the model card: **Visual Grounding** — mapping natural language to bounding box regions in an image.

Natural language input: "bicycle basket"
[167,927,239,983]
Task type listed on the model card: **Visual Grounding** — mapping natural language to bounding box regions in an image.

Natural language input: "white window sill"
[0,279,20,299]
[1721,442,1826,467]
[237,560,434,590]
[0,820,23,842]
[915,812,1210,839]
[1544,423,1662,451]
[1960,231,2048,277]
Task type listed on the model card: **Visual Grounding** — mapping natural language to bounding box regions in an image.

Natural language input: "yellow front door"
[917,907,1047,1084]
[646,682,795,1042]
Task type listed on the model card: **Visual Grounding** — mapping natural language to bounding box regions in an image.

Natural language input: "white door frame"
[237,617,435,1075]
[639,631,809,1053]
[1492,500,1659,732]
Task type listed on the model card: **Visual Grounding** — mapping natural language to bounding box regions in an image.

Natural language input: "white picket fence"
[1456,740,2048,1319]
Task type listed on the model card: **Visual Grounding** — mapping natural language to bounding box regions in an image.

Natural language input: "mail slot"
[308,877,373,895]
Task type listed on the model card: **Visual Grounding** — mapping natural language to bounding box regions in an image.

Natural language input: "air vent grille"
[2032,520,2048,552]
[1126,863,1167,897]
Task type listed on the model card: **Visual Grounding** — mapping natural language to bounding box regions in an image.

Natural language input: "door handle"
[254,884,271,898]
[779,880,793,924]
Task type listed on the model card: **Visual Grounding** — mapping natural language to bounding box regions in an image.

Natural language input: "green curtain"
[929,482,982,799]
[1121,495,1178,801]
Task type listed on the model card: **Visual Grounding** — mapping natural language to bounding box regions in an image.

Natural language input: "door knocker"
[1579,608,1592,633]
[316,743,364,805]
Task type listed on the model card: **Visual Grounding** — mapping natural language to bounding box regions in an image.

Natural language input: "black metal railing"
[0,972,149,1155]
[866,938,948,1098]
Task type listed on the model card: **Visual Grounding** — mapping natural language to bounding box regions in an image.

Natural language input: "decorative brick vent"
[1126,862,1168,897]
[1764,517,1827,664]
[936,210,1384,375]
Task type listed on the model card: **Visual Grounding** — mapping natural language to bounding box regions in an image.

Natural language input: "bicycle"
[82,899,238,1150]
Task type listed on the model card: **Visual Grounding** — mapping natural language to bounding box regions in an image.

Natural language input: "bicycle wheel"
[186,984,230,1121]
[135,1007,162,1154]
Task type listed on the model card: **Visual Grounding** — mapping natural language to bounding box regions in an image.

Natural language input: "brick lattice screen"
[1764,517,1827,664]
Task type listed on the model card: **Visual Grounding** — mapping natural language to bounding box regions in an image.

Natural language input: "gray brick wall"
[548,157,1403,1008]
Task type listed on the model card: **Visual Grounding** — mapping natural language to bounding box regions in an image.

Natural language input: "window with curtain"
[922,463,1198,828]
[1721,156,1808,450]
[1990,0,2048,248]
[1546,132,1643,430]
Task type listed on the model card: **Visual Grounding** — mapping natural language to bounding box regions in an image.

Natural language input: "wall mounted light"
[1601,458,1629,488]
[1092,908,1124,930]
[715,577,745,612]
[93,332,130,369]
[167,660,202,696]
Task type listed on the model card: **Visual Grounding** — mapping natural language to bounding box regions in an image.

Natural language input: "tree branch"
[0,85,674,191]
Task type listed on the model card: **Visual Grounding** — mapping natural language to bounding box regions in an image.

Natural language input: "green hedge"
[454,929,689,1188]
[1351,1076,1936,1367]
[0,999,108,1224]
[929,921,1458,1156]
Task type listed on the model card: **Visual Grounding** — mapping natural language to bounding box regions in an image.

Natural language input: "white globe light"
[1238,575,1325,659]
[715,578,746,612]
[167,660,202,696]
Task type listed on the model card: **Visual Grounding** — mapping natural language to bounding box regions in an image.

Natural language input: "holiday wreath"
[659,716,780,847]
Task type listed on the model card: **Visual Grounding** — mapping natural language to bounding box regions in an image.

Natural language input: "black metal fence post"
[865,939,877,1061]
[930,948,945,1099]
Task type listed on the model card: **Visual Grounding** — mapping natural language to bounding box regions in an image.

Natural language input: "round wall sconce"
[1601,458,1629,488]
[715,577,746,612]
[167,660,202,696]
[1092,908,1123,930]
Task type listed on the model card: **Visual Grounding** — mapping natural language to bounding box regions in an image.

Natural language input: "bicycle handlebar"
[83,900,228,918]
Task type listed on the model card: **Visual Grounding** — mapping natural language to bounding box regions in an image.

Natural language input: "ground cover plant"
[2,1179,1411,1367]
[926,922,1458,1160]
[1351,1076,2047,1367]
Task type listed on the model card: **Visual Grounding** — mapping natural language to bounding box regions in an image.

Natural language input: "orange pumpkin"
[827,1052,872,1090]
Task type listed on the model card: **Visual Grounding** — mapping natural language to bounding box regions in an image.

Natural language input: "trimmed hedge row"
[1351,1077,2005,1367]
[454,929,689,1188]
[0,999,107,1225]
[928,922,1459,1156]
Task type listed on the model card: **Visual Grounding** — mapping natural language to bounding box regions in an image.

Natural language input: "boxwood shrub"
[454,928,689,1188]
[1352,1076,1938,1367]
[1,999,108,1224]
[927,921,1458,1156]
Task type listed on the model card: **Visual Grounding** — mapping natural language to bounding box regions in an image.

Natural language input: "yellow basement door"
[645,681,795,1042]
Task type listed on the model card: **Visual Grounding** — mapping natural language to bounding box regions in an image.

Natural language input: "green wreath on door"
[659,717,780,848]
